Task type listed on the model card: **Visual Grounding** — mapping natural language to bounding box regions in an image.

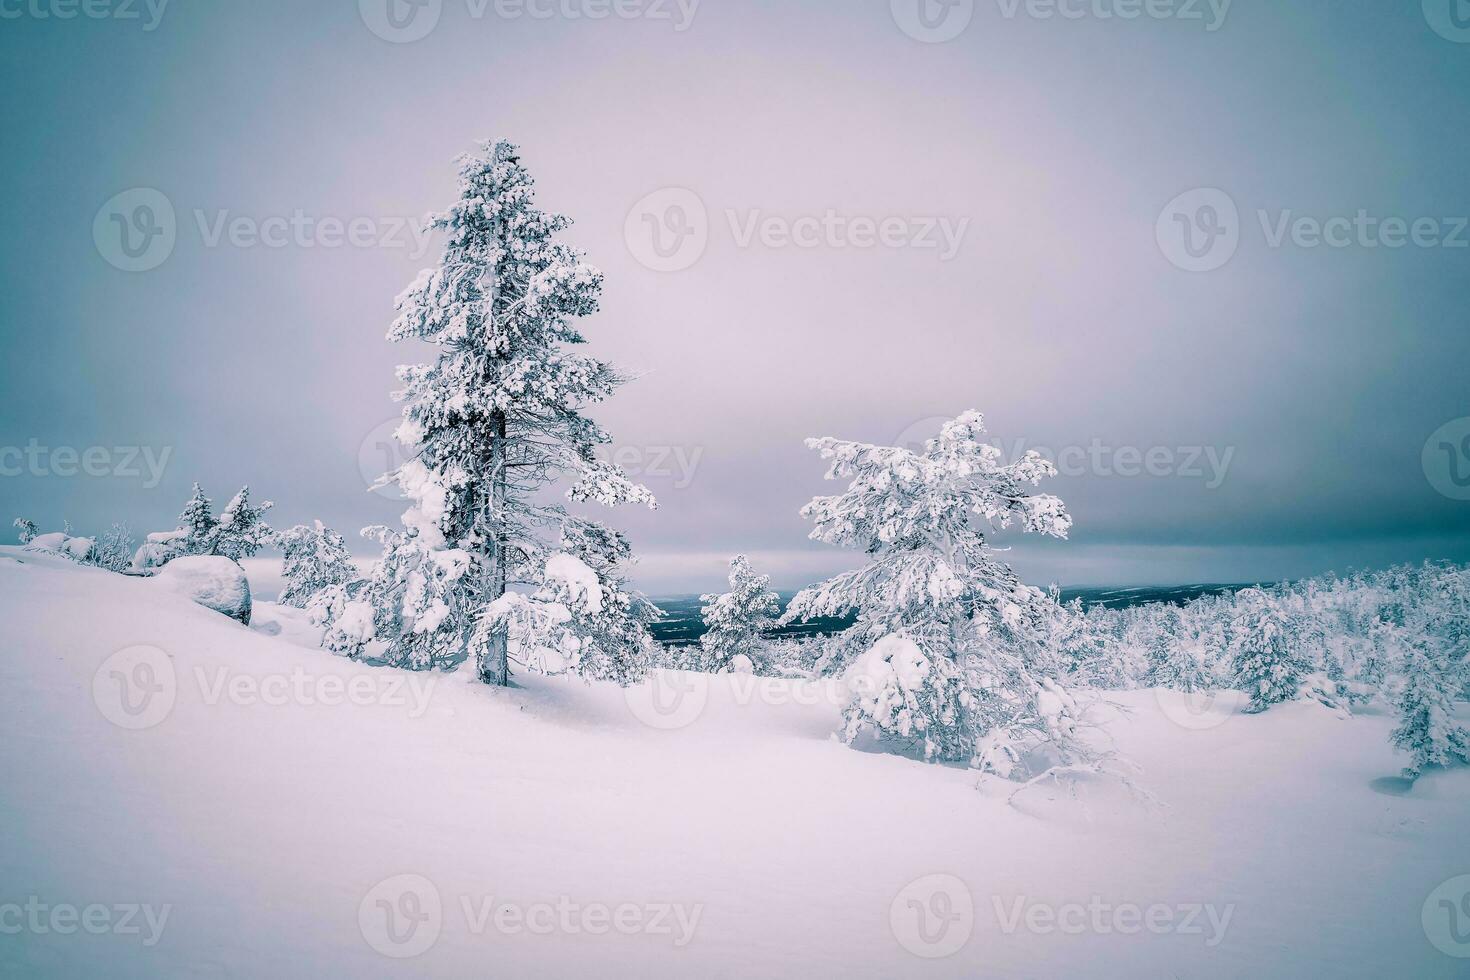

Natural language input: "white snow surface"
[1,547,1467,978]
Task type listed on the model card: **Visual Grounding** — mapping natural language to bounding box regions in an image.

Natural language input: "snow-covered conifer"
[210,487,274,561]
[1390,630,1470,781]
[278,521,356,608]
[178,483,217,555]
[699,555,781,673]
[1144,608,1211,692]
[781,411,1085,773]
[1229,591,1312,713]
[12,518,36,545]
[333,140,655,683]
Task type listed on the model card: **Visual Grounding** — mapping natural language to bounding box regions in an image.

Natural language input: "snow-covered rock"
[131,529,188,572]
[25,532,70,553]
[155,555,252,624]
[24,532,94,562]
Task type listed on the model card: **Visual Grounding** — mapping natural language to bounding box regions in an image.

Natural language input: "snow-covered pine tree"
[12,518,36,545]
[179,483,217,554]
[780,411,1084,774]
[1229,590,1313,713]
[1390,629,1470,781]
[343,139,655,684]
[699,555,781,673]
[210,487,274,561]
[278,521,356,608]
[1144,608,1211,692]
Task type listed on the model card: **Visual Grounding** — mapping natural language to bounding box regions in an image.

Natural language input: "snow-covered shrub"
[781,411,1090,776]
[12,518,36,545]
[86,523,135,573]
[278,521,355,608]
[309,580,375,660]
[323,140,656,685]
[698,555,781,673]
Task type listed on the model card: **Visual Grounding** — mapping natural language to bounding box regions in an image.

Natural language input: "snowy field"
[3,547,1467,978]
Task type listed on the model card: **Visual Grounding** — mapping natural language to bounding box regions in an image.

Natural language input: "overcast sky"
[3,0,1469,593]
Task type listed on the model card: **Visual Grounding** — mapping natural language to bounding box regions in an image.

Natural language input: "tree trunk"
[478,409,511,685]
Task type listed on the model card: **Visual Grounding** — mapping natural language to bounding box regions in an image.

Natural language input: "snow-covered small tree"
[1144,609,1212,692]
[12,518,36,545]
[328,139,656,683]
[1229,590,1313,713]
[87,523,135,573]
[780,411,1086,774]
[699,555,781,673]
[1390,631,1470,781]
[178,483,217,554]
[278,521,356,608]
[210,486,274,561]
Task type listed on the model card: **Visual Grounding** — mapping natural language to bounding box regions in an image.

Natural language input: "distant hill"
[648,583,1264,647]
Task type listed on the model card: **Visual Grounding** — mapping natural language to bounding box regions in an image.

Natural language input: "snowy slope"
[1,548,1467,978]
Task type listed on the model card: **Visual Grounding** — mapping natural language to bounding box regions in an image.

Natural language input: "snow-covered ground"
[2,547,1467,978]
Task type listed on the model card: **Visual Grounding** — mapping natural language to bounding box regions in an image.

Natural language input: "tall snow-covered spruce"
[780,411,1088,776]
[342,139,656,685]
[700,555,782,673]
